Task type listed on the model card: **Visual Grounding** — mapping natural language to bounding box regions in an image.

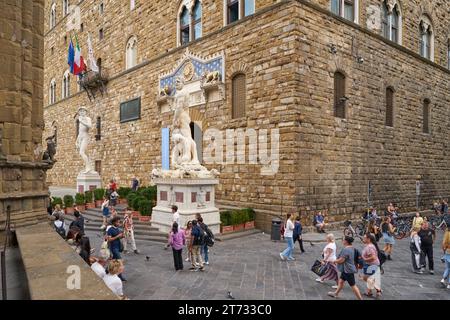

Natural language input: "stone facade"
[43,0,450,231]
[1,0,52,228]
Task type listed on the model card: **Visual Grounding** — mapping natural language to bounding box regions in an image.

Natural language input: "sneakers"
[447,285,450,290]
[414,270,424,274]
[429,270,434,275]
[287,257,295,261]
[279,253,286,261]
[315,278,324,283]
[327,292,337,298]
[440,279,446,286]
[185,258,190,262]
[134,250,140,254]
[205,262,209,265]
[331,285,339,289]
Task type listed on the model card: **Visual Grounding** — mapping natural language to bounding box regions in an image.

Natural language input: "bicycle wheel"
[343,227,354,238]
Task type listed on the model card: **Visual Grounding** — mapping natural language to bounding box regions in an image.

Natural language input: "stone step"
[215,229,261,241]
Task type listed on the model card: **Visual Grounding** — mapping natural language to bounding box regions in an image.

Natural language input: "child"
[293,215,305,253]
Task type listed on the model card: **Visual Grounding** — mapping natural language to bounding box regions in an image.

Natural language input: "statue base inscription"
[151,177,220,234]
[76,171,102,193]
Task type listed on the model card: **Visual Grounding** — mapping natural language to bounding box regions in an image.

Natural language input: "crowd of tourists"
[280,201,450,299]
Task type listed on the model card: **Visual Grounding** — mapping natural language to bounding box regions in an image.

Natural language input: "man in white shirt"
[172,205,180,228]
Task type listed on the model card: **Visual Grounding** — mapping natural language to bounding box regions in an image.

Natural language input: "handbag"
[311,260,327,276]
[100,239,111,259]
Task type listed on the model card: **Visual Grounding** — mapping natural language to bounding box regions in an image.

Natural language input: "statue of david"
[75,107,93,173]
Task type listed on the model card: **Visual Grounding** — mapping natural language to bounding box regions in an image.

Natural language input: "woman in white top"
[279,213,295,261]
[103,260,126,298]
[316,233,338,287]
[89,257,107,279]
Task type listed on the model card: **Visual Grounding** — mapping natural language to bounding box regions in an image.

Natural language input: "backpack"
[201,224,215,247]
[353,248,363,269]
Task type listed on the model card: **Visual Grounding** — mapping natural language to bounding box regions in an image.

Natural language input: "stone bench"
[15,223,117,300]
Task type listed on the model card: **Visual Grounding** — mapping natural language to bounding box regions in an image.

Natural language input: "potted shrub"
[75,193,86,211]
[51,197,63,209]
[138,199,152,222]
[84,190,95,209]
[220,211,233,234]
[94,188,105,207]
[232,210,245,232]
[243,208,255,229]
[117,187,131,204]
[63,195,75,214]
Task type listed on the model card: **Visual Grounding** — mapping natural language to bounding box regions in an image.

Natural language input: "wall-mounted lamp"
[329,44,337,54]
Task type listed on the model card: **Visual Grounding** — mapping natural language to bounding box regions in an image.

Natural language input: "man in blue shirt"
[314,212,326,233]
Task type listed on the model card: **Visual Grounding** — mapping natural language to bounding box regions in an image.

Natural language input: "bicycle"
[392,217,412,240]
[429,215,448,232]
[343,220,365,240]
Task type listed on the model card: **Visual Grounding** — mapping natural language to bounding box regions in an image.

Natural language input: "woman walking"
[381,216,395,260]
[101,196,110,230]
[410,227,424,274]
[184,221,193,262]
[361,233,382,298]
[441,229,450,289]
[367,220,381,242]
[316,233,338,288]
[169,222,185,271]
[280,213,295,261]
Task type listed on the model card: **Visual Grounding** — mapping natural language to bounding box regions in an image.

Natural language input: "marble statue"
[75,107,93,173]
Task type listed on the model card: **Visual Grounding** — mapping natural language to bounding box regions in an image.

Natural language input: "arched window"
[329,0,359,24]
[232,73,246,119]
[50,3,56,29]
[334,71,346,119]
[419,16,434,61]
[62,71,70,99]
[180,6,190,46]
[381,1,401,44]
[125,36,137,69]
[193,0,202,40]
[62,0,69,16]
[423,99,430,134]
[224,0,254,25]
[49,79,56,104]
[385,87,394,127]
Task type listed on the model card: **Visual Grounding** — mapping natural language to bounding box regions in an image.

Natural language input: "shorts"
[382,233,395,245]
[102,208,110,217]
[340,272,356,286]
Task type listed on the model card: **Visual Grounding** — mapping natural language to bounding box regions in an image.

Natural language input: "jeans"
[281,237,294,258]
[420,245,434,271]
[201,243,209,263]
[172,248,183,271]
[443,254,450,283]
[111,247,121,260]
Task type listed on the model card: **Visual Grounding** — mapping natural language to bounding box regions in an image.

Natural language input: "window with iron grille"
[385,87,394,127]
[120,97,141,123]
[334,71,346,119]
[232,73,246,119]
[423,99,430,134]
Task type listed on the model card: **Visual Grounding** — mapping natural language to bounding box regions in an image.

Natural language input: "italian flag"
[73,35,86,75]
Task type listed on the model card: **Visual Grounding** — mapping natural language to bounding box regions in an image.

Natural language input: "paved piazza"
[86,230,449,300]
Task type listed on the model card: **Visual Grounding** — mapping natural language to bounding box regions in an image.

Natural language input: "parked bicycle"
[343,220,365,240]
[392,217,412,240]
[428,215,448,232]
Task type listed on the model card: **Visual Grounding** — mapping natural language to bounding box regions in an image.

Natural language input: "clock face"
[183,62,194,81]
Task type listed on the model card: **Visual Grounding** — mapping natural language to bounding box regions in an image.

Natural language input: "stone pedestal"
[76,171,102,193]
[151,178,220,234]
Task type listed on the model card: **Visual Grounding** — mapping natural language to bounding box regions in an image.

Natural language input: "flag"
[87,33,99,73]
[67,39,75,74]
[73,34,86,75]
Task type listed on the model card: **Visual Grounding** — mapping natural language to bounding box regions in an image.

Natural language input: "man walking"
[197,216,211,265]
[418,221,435,274]
[123,211,139,254]
[190,220,205,271]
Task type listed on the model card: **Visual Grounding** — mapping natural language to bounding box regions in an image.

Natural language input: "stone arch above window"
[177,0,202,47]
[330,0,359,24]
[381,0,402,44]
[50,3,57,29]
[125,36,138,70]
[419,14,434,61]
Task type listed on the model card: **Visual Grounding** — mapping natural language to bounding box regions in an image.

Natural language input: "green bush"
[231,210,242,226]
[241,208,255,222]
[138,186,157,202]
[138,199,152,216]
[51,197,63,207]
[63,195,74,208]
[75,193,85,205]
[220,211,232,226]
[93,188,105,201]
[132,195,146,211]
[84,190,93,203]
[118,187,132,199]
[126,192,137,205]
